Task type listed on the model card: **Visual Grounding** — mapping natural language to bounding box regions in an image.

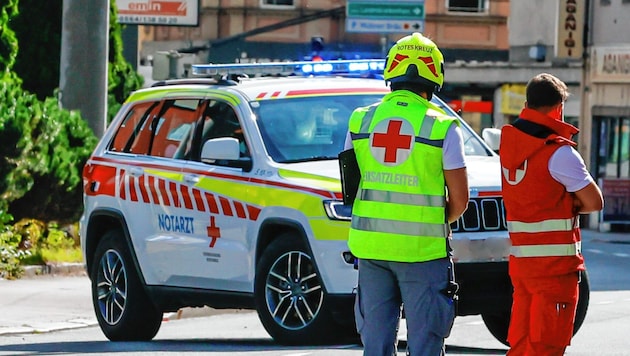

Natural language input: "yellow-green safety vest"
[347,90,457,263]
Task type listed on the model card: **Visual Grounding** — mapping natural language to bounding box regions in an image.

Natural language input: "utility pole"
[59,0,109,139]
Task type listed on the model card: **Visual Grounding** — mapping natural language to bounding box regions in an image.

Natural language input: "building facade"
[582,0,630,230]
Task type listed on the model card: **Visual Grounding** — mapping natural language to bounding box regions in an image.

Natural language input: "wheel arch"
[84,209,147,285]
[255,218,324,285]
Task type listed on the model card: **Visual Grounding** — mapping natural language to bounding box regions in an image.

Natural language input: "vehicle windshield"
[255,94,492,163]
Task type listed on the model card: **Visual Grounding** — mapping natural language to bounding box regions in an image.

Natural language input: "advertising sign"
[555,0,585,60]
[591,46,630,83]
[601,178,630,223]
[117,0,199,26]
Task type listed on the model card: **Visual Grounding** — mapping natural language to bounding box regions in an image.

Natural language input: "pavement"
[0,228,627,337]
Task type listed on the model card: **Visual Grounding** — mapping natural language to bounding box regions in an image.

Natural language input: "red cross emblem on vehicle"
[206,215,221,247]
[370,118,414,166]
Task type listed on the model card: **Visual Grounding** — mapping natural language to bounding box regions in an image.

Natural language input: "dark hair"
[525,73,569,109]
[390,81,436,100]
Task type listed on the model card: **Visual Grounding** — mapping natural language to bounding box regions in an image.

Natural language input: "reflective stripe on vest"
[359,188,446,207]
[351,216,449,237]
[351,106,445,148]
[510,241,581,257]
[507,217,578,233]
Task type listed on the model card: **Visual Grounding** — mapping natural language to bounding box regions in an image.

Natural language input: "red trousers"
[506,273,579,356]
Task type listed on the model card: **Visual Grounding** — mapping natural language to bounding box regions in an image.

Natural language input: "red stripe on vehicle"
[170,182,181,208]
[138,175,150,203]
[205,192,219,214]
[129,176,139,202]
[271,91,281,98]
[219,197,233,216]
[256,92,267,99]
[180,184,193,209]
[89,157,338,199]
[286,88,388,96]
[158,179,170,206]
[247,205,261,221]
[233,201,246,218]
[147,176,160,204]
[478,191,502,197]
[193,189,206,212]
[120,169,126,200]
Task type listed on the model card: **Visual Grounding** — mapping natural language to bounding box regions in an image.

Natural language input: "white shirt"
[549,145,594,192]
[343,123,466,170]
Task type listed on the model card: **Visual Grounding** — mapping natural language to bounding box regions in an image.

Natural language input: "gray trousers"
[354,258,455,356]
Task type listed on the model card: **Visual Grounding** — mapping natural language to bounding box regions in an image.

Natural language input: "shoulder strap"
[512,118,554,139]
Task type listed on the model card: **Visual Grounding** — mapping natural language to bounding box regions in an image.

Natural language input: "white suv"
[80,60,588,345]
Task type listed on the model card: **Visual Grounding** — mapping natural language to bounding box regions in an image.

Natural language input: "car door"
[121,98,207,285]
[178,99,256,292]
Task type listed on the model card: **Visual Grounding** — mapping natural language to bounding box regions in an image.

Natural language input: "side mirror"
[200,137,253,171]
[201,137,240,161]
[482,128,501,153]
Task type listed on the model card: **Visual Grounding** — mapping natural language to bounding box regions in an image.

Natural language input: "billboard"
[117,0,199,26]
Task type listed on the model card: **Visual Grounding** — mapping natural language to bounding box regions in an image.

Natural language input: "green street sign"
[347,2,425,19]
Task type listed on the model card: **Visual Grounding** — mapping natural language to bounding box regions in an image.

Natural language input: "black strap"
[512,118,554,139]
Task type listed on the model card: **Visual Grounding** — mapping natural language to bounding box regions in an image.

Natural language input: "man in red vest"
[500,73,603,355]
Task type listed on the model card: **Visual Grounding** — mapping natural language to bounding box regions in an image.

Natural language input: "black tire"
[254,234,344,345]
[90,229,163,341]
[481,269,591,347]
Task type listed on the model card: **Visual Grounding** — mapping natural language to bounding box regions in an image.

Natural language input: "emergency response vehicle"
[80,60,589,345]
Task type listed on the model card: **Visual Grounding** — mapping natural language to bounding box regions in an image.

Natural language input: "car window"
[255,94,492,163]
[256,95,377,163]
[109,101,159,153]
[108,99,203,159]
[198,100,250,159]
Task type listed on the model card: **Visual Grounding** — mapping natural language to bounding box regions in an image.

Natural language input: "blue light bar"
[192,59,386,77]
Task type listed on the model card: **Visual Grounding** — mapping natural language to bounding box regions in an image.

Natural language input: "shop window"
[447,0,488,13]
[260,0,295,8]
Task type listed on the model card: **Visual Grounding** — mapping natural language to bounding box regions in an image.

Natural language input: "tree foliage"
[2,0,142,224]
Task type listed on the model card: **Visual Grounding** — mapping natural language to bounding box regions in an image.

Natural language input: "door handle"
[184,174,200,184]
[129,167,143,177]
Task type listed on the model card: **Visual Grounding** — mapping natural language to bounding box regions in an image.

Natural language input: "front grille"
[451,197,507,233]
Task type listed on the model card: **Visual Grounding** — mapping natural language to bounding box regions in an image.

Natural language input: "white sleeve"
[443,124,466,170]
[549,145,594,192]
[343,131,353,150]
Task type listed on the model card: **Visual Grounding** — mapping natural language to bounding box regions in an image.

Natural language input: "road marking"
[585,248,603,254]
[613,253,630,258]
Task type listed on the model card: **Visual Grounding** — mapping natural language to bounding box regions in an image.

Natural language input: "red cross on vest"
[372,119,413,163]
[502,160,527,185]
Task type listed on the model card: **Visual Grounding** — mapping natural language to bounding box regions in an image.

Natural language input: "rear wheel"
[254,234,347,345]
[90,229,162,341]
[481,269,591,346]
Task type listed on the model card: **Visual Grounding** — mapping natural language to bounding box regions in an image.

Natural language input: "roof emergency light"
[192,59,386,77]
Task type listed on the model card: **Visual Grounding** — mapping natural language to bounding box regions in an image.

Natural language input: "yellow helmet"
[384,32,445,91]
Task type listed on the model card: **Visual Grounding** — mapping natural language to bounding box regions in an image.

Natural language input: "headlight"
[323,200,352,221]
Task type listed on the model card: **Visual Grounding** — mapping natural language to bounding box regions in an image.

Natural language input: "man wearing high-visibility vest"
[500,73,604,355]
[343,33,469,355]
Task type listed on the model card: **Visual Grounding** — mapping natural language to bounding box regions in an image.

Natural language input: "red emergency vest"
[500,108,584,277]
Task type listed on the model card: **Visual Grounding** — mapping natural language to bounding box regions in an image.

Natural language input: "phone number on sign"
[118,15,180,24]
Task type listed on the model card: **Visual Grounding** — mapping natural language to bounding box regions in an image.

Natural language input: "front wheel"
[90,229,163,341]
[481,269,590,347]
[254,234,345,345]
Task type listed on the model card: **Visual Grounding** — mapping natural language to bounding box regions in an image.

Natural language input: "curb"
[22,263,87,278]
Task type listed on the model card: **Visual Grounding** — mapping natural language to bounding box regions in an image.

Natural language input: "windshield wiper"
[279,156,337,163]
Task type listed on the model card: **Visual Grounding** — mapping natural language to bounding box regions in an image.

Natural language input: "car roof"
[130,75,391,104]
